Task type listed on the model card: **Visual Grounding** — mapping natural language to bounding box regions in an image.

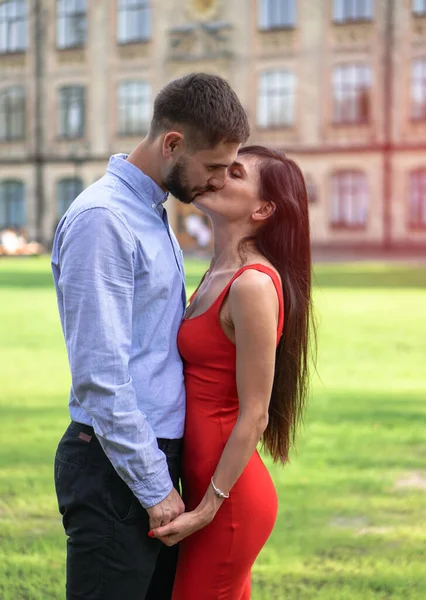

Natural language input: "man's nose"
[208,172,227,190]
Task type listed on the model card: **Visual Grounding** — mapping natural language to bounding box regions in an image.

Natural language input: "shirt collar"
[107,153,169,207]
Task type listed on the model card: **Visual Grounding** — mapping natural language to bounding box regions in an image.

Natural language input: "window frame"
[330,170,368,230]
[257,70,296,129]
[117,80,152,136]
[332,63,371,125]
[56,0,87,50]
[57,177,84,219]
[411,57,426,122]
[413,0,426,16]
[0,0,27,54]
[409,170,426,230]
[0,86,26,141]
[258,0,296,31]
[57,85,86,140]
[332,0,374,24]
[117,0,151,45]
[0,179,26,228]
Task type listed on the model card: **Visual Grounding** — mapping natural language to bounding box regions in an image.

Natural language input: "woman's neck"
[208,220,255,273]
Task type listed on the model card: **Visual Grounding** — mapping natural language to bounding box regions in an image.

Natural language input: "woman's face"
[193,154,265,223]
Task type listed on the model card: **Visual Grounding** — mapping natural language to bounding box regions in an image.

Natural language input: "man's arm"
[58,207,184,525]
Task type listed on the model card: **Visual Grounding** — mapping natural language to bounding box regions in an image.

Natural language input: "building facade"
[0,0,425,250]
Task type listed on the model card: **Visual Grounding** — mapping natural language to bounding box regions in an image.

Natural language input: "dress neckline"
[183,263,280,323]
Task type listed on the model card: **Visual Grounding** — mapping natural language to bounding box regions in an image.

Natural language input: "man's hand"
[150,509,210,547]
[146,488,185,531]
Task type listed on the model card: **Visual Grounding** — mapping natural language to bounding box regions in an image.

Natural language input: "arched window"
[409,169,426,229]
[0,0,27,54]
[57,177,83,218]
[330,171,368,228]
[117,81,151,135]
[257,70,296,128]
[0,180,25,228]
[0,86,25,140]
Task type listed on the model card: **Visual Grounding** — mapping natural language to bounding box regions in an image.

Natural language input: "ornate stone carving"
[169,21,232,61]
[331,22,374,51]
[186,0,220,21]
[259,29,296,55]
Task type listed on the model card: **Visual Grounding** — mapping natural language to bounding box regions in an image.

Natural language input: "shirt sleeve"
[58,207,173,508]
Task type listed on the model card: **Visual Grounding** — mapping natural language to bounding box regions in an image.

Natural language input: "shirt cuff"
[131,464,174,509]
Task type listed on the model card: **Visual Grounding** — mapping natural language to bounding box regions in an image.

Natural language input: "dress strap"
[214,264,284,337]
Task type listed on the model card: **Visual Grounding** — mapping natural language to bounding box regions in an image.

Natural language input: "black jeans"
[54,421,182,600]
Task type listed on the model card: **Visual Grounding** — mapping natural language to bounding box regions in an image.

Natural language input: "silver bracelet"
[210,477,230,499]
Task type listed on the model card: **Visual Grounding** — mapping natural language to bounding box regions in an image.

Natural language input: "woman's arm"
[151,270,279,546]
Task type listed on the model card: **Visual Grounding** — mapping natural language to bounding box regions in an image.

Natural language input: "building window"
[0,180,25,228]
[0,86,25,141]
[58,86,85,139]
[333,64,371,124]
[0,0,27,53]
[257,70,295,128]
[330,171,368,228]
[57,0,87,50]
[258,0,295,30]
[409,170,426,229]
[413,0,426,16]
[118,81,151,135]
[333,0,373,23]
[117,0,151,44]
[57,177,83,218]
[411,58,426,121]
[305,176,317,204]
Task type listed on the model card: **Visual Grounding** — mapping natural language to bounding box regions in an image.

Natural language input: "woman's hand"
[149,508,211,546]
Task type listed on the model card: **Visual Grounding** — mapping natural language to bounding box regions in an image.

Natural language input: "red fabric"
[172,265,284,600]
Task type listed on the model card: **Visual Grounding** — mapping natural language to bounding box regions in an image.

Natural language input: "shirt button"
[151,203,156,208]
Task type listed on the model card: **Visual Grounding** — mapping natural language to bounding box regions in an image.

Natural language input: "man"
[51,73,249,599]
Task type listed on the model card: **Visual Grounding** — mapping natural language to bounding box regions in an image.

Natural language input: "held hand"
[149,509,211,547]
[146,487,185,531]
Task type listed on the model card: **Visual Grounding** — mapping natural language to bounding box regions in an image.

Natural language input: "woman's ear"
[252,201,276,222]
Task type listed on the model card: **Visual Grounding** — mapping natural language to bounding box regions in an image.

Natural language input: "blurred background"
[0,1,426,600]
[1,0,426,255]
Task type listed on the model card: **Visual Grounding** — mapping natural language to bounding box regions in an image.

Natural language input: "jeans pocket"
[55,426,91,468]
[54,453,86,529]
[107,470,139,522]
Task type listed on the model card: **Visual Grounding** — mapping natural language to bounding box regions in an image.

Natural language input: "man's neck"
[126,138,166,191]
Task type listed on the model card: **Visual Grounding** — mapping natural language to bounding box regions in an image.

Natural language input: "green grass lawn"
[0,256,425,599]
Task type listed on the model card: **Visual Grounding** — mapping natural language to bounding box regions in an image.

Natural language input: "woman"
[151,146,315,599]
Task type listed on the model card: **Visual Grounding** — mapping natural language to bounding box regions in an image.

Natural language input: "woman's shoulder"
[237,258,281,285]
[229,262,281,306]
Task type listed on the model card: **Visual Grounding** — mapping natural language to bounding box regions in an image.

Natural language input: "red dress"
[172,265,284,600]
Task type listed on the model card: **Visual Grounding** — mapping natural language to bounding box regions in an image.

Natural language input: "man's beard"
[163,158,212,205]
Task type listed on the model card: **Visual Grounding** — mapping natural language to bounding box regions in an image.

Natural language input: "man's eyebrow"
[208,163,230,169]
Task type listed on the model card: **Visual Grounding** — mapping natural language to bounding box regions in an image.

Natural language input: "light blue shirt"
[51,154,186,508]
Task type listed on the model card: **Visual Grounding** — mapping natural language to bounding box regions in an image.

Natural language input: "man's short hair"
[149,73,250,150]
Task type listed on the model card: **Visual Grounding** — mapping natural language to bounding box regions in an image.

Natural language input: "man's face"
[163,141,241,204]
